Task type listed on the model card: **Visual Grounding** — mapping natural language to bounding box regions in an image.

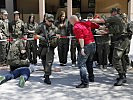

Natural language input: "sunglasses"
[48,20,54,23]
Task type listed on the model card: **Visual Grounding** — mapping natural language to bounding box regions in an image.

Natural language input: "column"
[5,0,14,20]
[67,0,72,19]
[128,0,133,21]
[39,0,45,22]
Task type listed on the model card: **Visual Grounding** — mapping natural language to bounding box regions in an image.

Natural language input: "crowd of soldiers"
[0,7,133,88]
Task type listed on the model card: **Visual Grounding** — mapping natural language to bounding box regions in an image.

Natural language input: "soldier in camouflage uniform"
[0,10,9,66]
[90,8,130,86]
[8,11,26,70]
[7,39,30,71]
[35,14,59,84]
[92,8,130,86]
[25,14,38,64]
[9,11,25,39]
[105,8,130,86]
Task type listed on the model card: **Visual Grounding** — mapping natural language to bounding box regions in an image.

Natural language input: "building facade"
[0,0,132,22]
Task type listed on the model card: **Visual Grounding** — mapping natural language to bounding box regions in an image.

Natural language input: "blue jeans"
[78,43,96,84]
[3,67,30,83]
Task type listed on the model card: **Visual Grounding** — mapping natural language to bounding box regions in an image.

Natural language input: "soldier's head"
[14,11,20,21]
[28,14,35,24]
[69,15,79,26]
[1,10,8,20]
[87,13,93,19]
[45,14,54,26]
[110,8,119,16]
[75,13,81,20]
[0,9,8,19]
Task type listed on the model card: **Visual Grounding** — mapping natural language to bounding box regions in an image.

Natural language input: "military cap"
[14,11,20,14]
[1,9,7,13]
[46,14,54,22]
[3,10,8,15]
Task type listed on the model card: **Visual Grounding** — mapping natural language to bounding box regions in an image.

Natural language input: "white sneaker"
[72,64,76,67]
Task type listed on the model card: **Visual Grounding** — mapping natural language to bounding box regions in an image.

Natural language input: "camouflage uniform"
[0,18,9,65]
[8,11,26,70]
[9,19,25,39]
[7,39,29,71]
[35,14,59,78]
[25,22,38,64]
[105,10,130,85]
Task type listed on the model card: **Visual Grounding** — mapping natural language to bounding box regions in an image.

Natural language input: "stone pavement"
[0,49,133,100]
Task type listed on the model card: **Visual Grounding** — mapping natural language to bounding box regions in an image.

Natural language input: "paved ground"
[0,48,133,100]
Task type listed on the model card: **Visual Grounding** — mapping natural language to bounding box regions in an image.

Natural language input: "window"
[73,0,80,8]
[60,0,67,7]
[0,0,5,8]
[60,0,80,8]
[88,0,95,12]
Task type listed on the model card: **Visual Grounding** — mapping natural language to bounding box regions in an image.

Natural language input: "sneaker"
[19,76,25,88]
[0,76,5,84]
[76,83,89,88]
[72,64,76,67]
[60,63,66,66]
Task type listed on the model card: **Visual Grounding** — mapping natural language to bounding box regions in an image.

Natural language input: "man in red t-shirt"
[69,15,100,88]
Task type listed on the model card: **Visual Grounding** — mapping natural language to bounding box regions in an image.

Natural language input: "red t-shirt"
[73,21,100,45]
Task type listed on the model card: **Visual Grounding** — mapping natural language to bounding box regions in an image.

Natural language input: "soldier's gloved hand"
[21,50,26,54]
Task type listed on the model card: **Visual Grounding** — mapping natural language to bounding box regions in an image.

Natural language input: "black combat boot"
[44,75,51,85]
[116,73,127,83]
[114,73,125,86]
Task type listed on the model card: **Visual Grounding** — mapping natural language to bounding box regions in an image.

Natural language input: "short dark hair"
[87,13,93,18]
[110,8,121,14]
[75,13,81,19]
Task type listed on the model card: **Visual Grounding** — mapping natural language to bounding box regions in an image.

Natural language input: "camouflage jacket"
[7,39,29,66]
[0,19,9,39]
[35,22,59,47]
[105,14,128,42]
[9,19,25,39]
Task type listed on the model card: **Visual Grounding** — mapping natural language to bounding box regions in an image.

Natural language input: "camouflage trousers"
[39,46,55,76]
[0,41,7,64]
[112,38,130,74]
